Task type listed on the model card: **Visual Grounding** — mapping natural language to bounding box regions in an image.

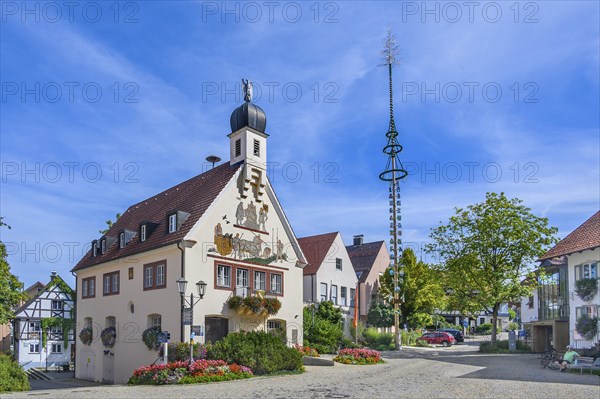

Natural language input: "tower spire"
[378,28,408,352]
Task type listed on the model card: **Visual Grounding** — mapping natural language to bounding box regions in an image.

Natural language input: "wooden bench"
[569,356,600,374]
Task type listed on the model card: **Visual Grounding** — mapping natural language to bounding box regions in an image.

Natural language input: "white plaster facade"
[13,275,74,370]
[74,122,307,384]
[301,233,358,335]
[567,248,600,347]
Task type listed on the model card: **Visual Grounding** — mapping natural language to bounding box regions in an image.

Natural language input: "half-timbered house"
[12,272,75,370]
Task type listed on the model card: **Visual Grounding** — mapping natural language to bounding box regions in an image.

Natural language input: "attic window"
[92,241,98,257]
[101,239,107,254]
[253,139,260,156]
[168,214,177,233]
[336,258,342,270]
[235,139,241,157]
[119,232,125,249]
[140,224,147,242]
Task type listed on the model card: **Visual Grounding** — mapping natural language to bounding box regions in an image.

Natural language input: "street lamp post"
[177,278,207,364]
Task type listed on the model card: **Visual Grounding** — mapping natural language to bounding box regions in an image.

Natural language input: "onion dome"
[230,102,267,133]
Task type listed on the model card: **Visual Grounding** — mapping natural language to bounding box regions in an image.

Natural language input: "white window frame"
[119,232,125,248]
[50,325,62,334]
[89,278,95,296]
[331,285,338,304]
[168,214,177,233]
[340,286,347,306]
[82,280,88,298]
[144,266,153,288]
[101,239,106,254]
[237,269,249,288]
[156,264,165,287]
[350,288,355,307]
[29,343,40,353]
[92,242,98,257]
[51,343,62,353]
[320,283,328,302]
[140,224,147,242]
[217,265,231,287]
[267,320,281,332]
[29,321,41,332]
[51,300,63,310]
[104,275,111,294]
[151,315,161,328]
[112,274,119,292]
[336,258,342,270]
[254,271,266,291]
[106,316,116,328]
[270,273,282,294]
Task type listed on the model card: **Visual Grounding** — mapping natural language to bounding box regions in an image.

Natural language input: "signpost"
[183,308,192,325]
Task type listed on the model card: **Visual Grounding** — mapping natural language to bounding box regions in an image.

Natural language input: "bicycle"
[541,347,560,369]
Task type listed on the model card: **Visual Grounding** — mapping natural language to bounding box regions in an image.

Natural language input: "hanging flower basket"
[79,327,93,346]
[263,298,282,316]
[142,326,161,350]
[101,326,117,348]
[243,296,263,314]
[575,278,598,301]
[227,296,243,311]
[576,314,599,341]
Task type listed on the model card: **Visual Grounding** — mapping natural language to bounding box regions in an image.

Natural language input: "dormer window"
[119,232,125,249]
[140,224,147,242]
[101,239,106,254]
[253,139,260,156]
[92,241,98,257]
[235,139,241,157]
[168,214,177,233]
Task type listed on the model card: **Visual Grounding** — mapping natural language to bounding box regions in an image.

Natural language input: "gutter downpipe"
[70,270,77,377]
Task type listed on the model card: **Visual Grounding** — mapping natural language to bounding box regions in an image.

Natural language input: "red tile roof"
[72,162,241,272]
[540,211,600,260]
[346,241,386,282]
[297,232,338,275]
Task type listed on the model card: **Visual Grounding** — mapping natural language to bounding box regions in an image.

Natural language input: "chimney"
[51,271,57,280]
[353,235,364,246]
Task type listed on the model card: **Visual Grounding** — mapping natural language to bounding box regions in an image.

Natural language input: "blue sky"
[1,1,599,288]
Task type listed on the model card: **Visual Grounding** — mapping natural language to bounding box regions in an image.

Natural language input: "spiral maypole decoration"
[378,29,408,350]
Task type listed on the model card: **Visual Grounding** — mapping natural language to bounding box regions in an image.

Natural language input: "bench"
[569,356,600,374]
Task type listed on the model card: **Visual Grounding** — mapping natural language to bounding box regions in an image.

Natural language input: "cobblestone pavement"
[4,343,599,399]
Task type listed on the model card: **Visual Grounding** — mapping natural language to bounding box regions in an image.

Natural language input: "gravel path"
[4,344,598,399]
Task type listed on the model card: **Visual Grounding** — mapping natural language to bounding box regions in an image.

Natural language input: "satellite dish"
[206,155,221,168]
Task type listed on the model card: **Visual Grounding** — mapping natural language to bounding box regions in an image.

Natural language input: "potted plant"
[142,326,161,350]
[576,314,599,340]
[243,296,263,315]
[575,278,598,301]
[79,326,93,346]
[227,296,244,314]
[101,326,117,348]
[263,298,282,316]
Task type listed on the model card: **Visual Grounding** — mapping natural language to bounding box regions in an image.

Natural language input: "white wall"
[567,248,600,347]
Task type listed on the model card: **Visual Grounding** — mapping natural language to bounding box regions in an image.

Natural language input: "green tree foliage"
[99,213,122,235]
[0,354,29,392]
[427,192,558,344]
[0,218,26,325]
[379,248,446,329]
[303,303,343,354]
[367,302,394,328]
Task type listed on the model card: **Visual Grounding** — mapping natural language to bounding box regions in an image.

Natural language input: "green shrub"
[401,330,422,346]
[0,354,29,392]
[206,331,303,375]
[508,322,519,331]
[415,339,430,347]
[475,323,492,334]
[479,339,530,353]
[303,307,343,354]
[165,342,207,362]
[363,327,394,351]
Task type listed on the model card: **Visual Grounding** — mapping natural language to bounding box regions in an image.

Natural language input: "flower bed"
[293,344,320,357]
[128,359,253,385]
[333,348,381,365]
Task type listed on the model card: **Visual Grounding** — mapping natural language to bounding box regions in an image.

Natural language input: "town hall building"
[72,82,307,384]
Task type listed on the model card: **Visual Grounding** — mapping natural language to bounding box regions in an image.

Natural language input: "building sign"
[183,308,192,325]
[191,325,203,336]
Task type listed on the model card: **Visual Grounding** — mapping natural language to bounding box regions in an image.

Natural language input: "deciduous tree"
[0,218,26,324]
[427,192,557,343]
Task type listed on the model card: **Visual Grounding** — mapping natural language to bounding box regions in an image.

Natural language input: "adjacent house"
[346,236,390,324]
[12,273,74,370]
[522,211,599,352]
[72,92,307,384]
[299,232,358,334]
[0,281,45,354]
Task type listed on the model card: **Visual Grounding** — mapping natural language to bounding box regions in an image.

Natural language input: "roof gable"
[541,211,600,260]
[73,162,241,272]
[298,232,339,275]
[14,274,73,316]
[346,241,387,282]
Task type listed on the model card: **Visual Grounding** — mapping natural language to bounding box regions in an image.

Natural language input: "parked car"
[418,331,456,347]
[436,328,464,343]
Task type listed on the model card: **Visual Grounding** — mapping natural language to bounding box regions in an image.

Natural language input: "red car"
[418,331,456,347]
